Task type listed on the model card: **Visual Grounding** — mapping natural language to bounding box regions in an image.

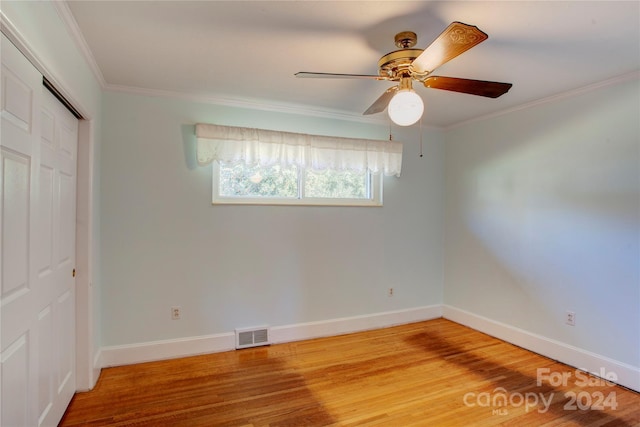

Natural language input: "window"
[196,123,402,206]
[213,161,382,206]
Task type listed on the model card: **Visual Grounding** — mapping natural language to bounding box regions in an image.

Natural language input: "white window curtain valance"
[196,123,403,177]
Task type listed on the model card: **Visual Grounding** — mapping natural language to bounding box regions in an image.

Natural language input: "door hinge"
[72,268,76,278]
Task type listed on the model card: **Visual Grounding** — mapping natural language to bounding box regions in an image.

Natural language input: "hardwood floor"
[60,319,639,426]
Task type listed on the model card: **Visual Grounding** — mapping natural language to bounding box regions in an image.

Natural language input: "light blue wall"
[444,77,640,366]
[100,91,445,346]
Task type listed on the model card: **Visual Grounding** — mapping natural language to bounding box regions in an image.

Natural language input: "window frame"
[211,161,383,207]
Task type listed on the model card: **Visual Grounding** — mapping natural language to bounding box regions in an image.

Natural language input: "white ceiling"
[65,1,640,128]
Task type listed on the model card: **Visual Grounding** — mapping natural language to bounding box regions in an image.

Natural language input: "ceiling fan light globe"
[388,90,424,126]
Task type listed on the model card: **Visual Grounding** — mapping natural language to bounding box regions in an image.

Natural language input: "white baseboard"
[271,305,443,344]
[99,305,442,368]
[97,304,639,393]
[100,332,235,368]
[442,305,640,392]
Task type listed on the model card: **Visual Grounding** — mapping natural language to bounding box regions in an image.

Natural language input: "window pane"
[219,162,298,198]
[304,169,368,199]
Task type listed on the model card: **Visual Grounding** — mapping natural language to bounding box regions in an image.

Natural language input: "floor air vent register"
[235,326,270,349]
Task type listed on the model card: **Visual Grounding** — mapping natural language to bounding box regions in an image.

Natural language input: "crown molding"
[104,83,444,130]
[105,82,401,126]
[52,0,106,88]
[446,71,640,131]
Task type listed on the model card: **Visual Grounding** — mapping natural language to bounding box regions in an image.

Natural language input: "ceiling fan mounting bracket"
[394,31,418,49]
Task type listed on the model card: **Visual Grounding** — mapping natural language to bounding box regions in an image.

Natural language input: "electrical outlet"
[566,311,575,326]
[388,288,394,297]
[171,306,181,320]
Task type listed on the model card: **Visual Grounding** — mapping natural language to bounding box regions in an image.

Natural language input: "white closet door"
[37,82,79,427]
[1,33,78,427]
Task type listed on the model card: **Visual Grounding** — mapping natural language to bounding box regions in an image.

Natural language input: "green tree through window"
[215,162,380,206]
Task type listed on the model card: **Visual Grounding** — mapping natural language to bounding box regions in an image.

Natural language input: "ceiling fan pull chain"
[419,118,424,158]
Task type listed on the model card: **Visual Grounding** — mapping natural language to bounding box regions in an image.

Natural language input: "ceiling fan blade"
[363,86,398,115]
[295,72,385,80]
[411,22,488,75]
[423,76,512,98]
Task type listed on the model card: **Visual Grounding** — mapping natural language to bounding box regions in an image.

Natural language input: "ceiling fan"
[295,22,512,126]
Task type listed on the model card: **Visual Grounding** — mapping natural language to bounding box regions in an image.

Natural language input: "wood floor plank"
[60,319,639,426]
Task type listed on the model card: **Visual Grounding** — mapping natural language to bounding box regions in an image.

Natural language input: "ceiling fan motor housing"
[378,31,434,81]
[378,48,424,80]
